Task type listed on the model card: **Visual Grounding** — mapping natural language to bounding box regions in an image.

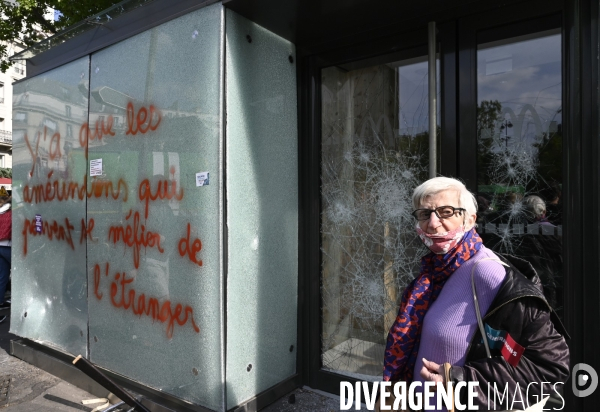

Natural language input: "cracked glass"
[11,57,90,356]
[476,29,563,317]
[85,4,223,409]
[320,55,439,379]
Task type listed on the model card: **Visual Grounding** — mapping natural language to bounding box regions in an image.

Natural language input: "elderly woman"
[382,177,569,411]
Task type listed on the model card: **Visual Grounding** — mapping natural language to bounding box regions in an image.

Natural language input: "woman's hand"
[420,358,445,384]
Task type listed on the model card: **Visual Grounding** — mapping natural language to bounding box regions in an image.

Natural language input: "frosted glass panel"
[225,9,298,408]
[86,4,224,409]
[11,57,90,356]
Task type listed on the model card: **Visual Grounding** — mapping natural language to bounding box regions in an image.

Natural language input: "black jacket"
[450,254,570,410]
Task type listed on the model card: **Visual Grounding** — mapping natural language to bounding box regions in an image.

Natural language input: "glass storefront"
[11,0,600,409]
[476,30,563,317]
[318,26,565,385]
[320,56,438,378]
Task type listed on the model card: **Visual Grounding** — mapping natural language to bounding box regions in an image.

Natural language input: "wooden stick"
[72,355,151,412]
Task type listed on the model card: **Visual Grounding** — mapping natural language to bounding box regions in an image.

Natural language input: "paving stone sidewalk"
[0,308,109,411]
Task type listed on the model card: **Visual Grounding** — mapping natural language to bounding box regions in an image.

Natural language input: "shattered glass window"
[320,56,438,379]
[476,30,563,317]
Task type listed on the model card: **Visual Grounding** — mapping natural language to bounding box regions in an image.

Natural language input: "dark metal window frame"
[299,26,439,394]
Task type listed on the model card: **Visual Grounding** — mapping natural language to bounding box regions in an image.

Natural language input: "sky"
[477,33,562,145]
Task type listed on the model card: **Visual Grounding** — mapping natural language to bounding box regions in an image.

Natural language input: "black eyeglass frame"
[411,206,466,221]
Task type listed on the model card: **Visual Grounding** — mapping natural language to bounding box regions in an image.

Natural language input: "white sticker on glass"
[90,159,103,176]
[196,172,210,187]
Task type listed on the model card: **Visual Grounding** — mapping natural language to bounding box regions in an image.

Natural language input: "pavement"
[0,300,350,412]
[0,306,109,411]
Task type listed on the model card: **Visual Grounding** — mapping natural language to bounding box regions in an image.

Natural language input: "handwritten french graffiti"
[25,127,62,177]
[21,216,96,256]
[138,178,184,219]
[125,102,161,135]
[21,99,206,339]
[22,216,75,255]
[178,223,203,266]
[79,115,115,150]
[108,209,164,269]
[94,263,200,338]
[80,218,95,244]
[23,172,128,204]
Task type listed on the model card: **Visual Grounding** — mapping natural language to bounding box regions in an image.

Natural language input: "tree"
[477,100,502,137]
[0,0,122,72]
[534,126,562,184]
[476,100,502,185]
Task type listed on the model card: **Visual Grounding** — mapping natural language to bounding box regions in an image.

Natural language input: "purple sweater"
[412,246,506,409]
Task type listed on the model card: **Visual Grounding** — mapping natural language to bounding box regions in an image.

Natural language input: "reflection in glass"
[11,57,89,356]
[320,57,438,378]
[476,31,563,317]
[85,4,223,409]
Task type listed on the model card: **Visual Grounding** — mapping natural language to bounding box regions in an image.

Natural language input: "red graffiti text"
[125,102,161,136]
[79,116,115,149]
[80,218,95,244]
[93,263,200,338]
[108,209,164,268]
[22,216,75,256]
[25,127,62,177]
[138,178,184,219]
[178,223,203,266]
[23,173,128,204]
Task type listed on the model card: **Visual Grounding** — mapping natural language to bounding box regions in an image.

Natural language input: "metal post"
[428,21,437,179]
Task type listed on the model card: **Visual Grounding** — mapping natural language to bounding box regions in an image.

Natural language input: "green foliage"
[534,129,562,183]
[477,100,502,136]
[476,100,503,185]
[0,0,121,72]
[0,168,11,178]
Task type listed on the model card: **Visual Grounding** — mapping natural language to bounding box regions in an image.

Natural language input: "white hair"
[412,177,478,224]
[524,195,546,219]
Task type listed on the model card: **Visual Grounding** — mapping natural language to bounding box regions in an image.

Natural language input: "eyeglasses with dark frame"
[411,206,466,221]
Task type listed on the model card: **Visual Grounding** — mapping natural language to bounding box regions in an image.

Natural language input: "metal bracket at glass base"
[72,355,151,412]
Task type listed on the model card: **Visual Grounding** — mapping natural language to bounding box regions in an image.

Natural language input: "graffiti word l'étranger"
[94,263,200,338]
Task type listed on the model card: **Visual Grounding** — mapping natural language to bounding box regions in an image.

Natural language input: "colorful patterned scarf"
[382,228,483,382]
